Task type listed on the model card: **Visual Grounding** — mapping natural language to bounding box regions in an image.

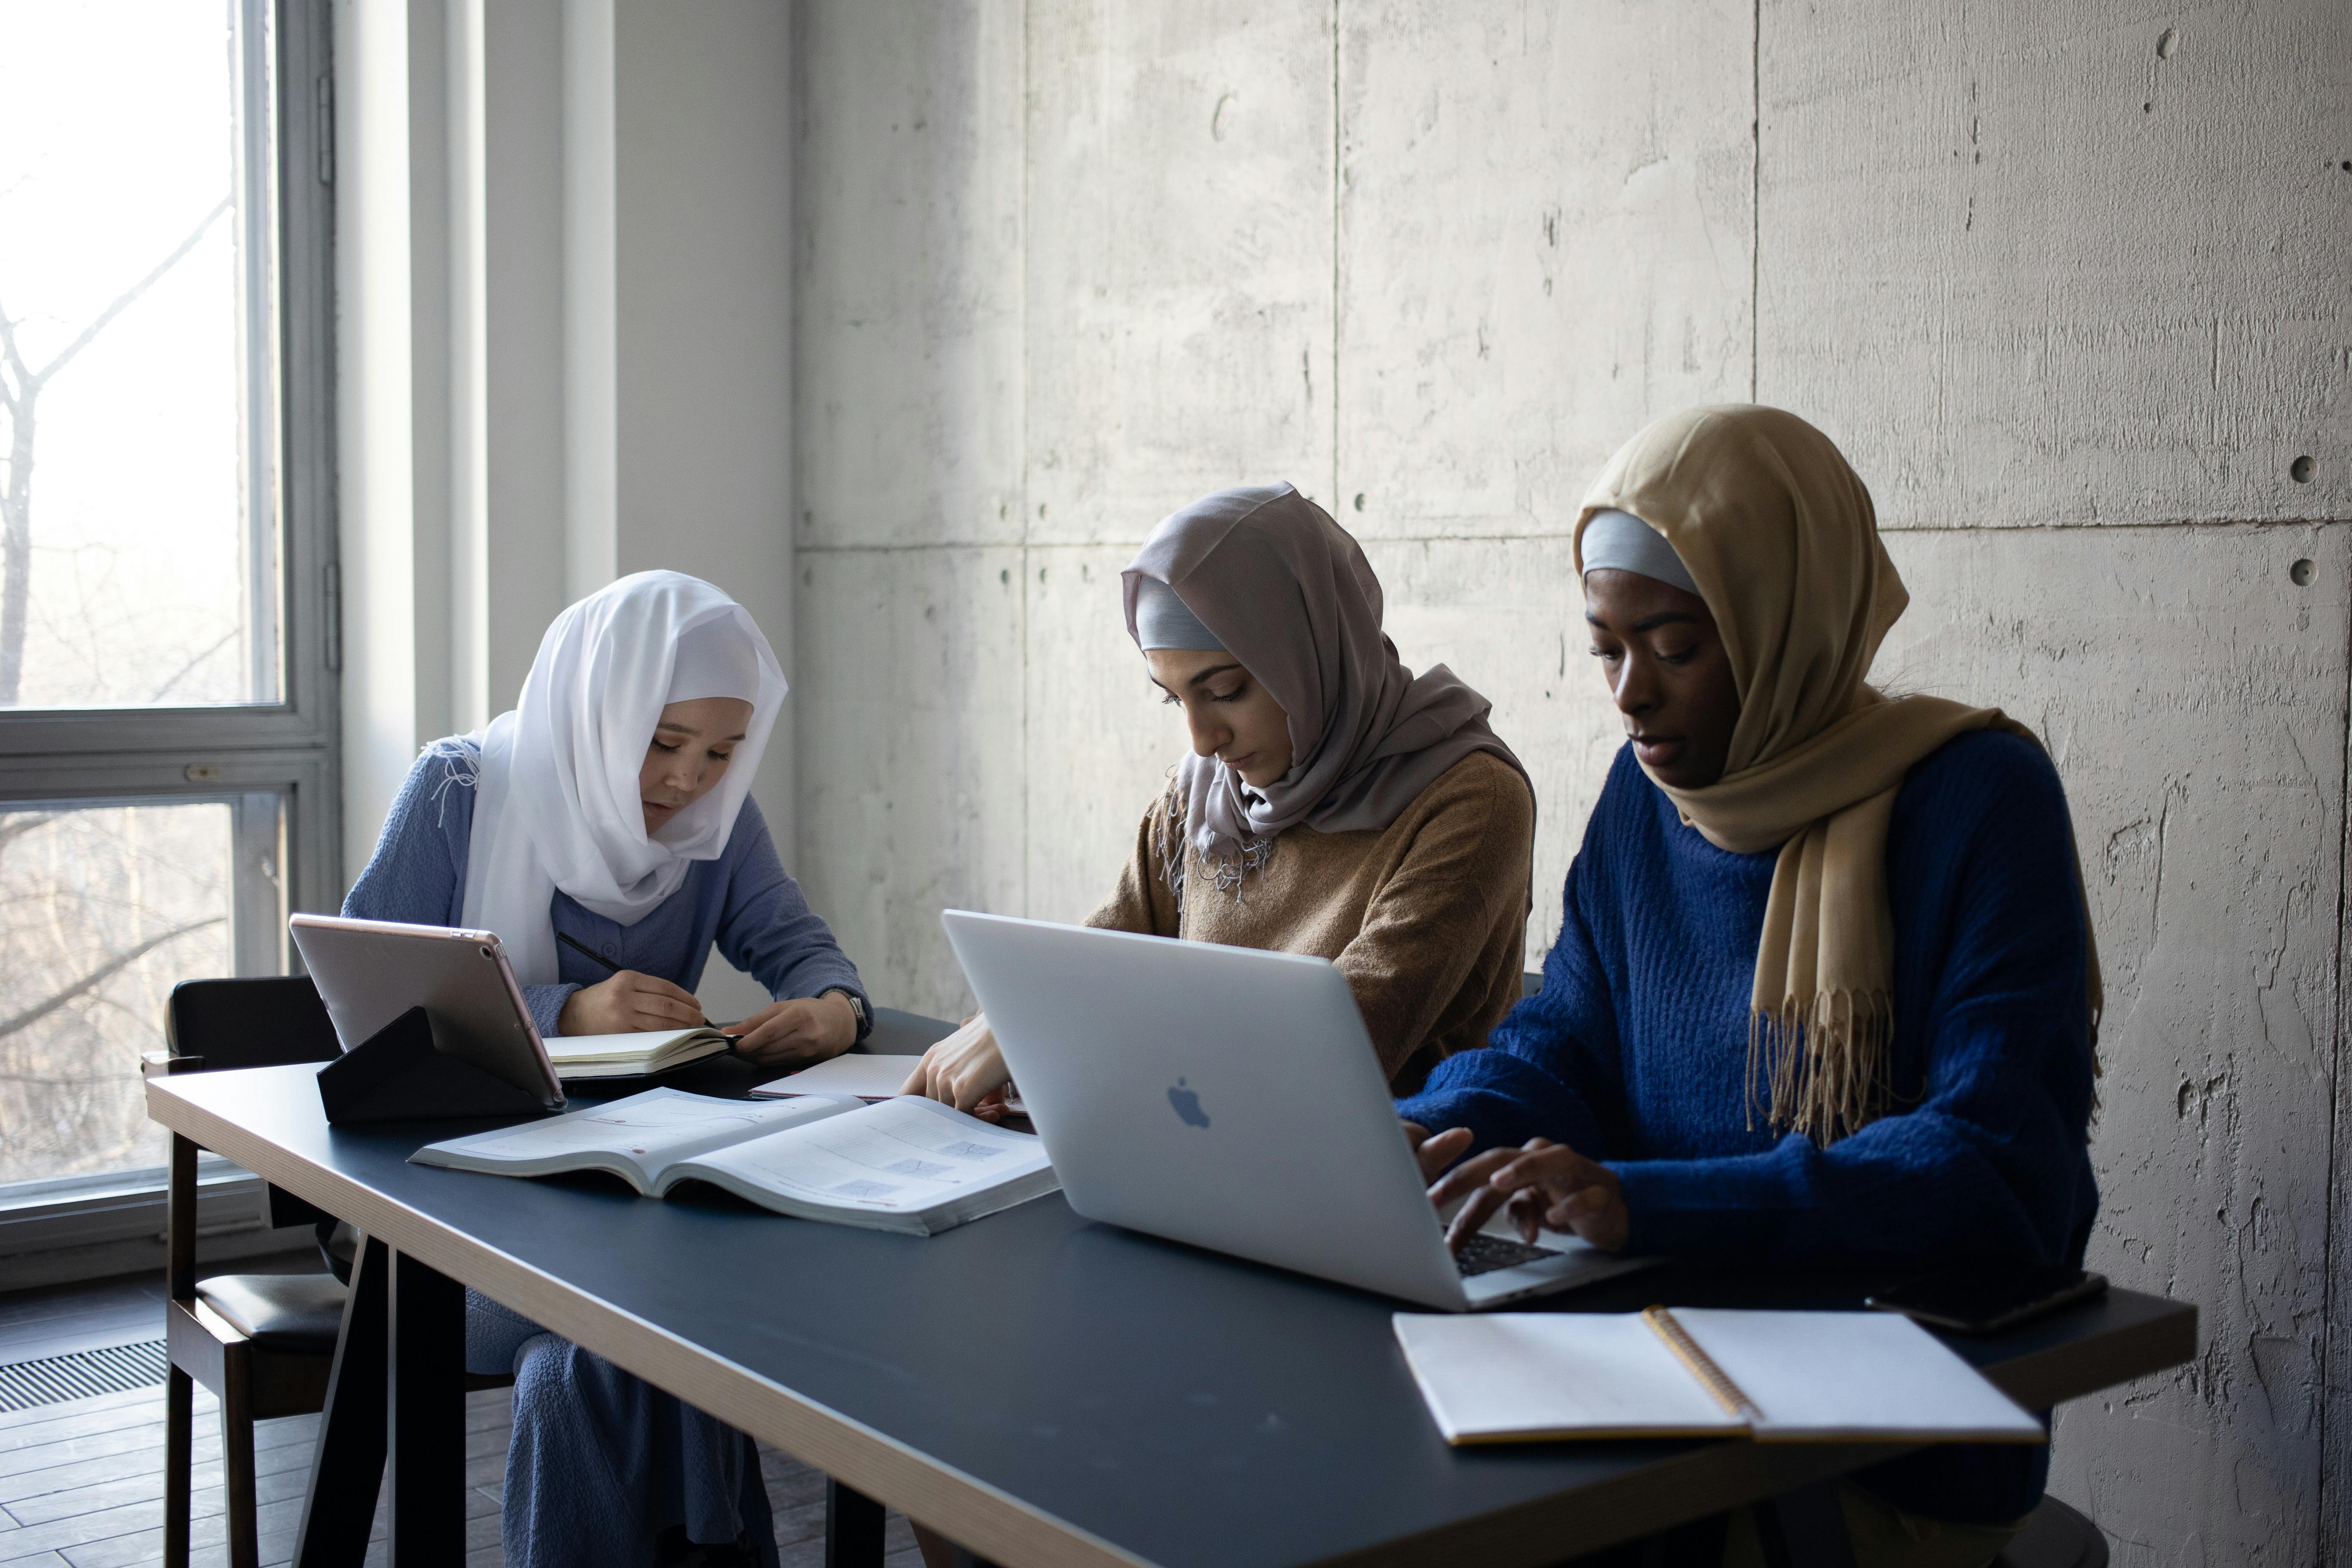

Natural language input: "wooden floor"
[0,1266,924,1568]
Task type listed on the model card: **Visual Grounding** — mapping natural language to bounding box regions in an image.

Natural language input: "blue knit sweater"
[1398,729,2097,1523]
[345,739,868,1038]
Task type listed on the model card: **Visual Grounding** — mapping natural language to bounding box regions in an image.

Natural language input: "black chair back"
[166,976,341,1072]
[164,975,347,1263]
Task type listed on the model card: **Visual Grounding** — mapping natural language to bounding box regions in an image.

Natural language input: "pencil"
[555,929,723,1036]
[557,931,622,972]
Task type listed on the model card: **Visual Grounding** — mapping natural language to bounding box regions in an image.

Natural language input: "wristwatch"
[822,986,870,1041]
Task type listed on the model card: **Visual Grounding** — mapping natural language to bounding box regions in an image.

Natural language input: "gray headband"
[1133,575,1226,651]
[1580,508,1698,596]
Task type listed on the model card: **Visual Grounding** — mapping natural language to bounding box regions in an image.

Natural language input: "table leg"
[293,1235,388,1568]
[1549,1511,1729,1567]
[163,1367,194,1568]
[825,1479,885,1568]
[387,1248,465,1565]
[1754,1482,1859,1568]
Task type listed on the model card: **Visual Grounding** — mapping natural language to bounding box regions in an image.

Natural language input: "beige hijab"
[1575,405,2101,1142]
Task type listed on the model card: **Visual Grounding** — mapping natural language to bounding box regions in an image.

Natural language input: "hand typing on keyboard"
[1410,1128,1630,1253]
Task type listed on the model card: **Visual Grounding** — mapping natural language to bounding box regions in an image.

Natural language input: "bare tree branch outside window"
[0,196,231,707]
[0,802,232,1182]
[0,1,276,1186]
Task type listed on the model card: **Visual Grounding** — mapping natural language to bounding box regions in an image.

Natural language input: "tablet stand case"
[317,1005,551,1125]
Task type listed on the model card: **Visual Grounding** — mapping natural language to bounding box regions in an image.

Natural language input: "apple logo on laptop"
[1167,1077,1210,1129]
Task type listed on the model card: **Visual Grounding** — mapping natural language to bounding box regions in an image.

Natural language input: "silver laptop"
[940,910,1652,1311]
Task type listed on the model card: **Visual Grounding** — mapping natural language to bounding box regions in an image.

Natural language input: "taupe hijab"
[1577,406,2102,1142]
[1123,484,1528,889]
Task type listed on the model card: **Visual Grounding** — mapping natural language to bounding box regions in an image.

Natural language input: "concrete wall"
[793,1,2352,1560]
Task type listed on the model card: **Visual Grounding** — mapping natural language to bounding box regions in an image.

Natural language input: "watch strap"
[821,986,871,1040]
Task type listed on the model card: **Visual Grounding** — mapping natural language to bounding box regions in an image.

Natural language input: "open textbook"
[542,1027,734,1079]
[1392,1307,2045,1446]
[411,1088,1057,1235]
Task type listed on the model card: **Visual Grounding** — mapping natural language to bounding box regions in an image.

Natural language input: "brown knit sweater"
[1084,750,1535,1094]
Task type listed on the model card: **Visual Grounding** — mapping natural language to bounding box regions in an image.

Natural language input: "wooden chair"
[159,976,351,1568]
[159,976,529,1565]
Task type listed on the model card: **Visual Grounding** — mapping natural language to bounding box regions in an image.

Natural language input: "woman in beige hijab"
[903,481,1538,1107]
[1403,406,2099,1565]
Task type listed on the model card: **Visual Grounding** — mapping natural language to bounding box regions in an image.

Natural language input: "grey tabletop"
[150,1054,2195,1568]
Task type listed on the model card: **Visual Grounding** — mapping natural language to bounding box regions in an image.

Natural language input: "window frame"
[0,0,339,1231]
[0,0,338,893]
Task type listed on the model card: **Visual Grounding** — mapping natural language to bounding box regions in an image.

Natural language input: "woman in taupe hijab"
[903,482,1537,1107]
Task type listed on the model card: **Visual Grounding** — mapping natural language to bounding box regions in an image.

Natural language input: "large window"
[0,0,337,1202]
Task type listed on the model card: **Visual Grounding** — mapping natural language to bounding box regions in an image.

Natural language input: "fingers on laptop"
[1403,1122,1473,1182]
[1432,1138,1625,1251]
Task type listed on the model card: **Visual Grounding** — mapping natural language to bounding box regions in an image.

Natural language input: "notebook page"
[689,1095,1048,1215]
[1672,1310,2045,1442]
[436,1089,840,1167]
[750,1054,918,1100]
[1391,1314,1745,1444]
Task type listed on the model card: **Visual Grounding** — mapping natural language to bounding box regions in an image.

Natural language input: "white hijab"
[459,571,787,984]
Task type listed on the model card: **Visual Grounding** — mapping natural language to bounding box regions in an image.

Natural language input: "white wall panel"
[795,3,1025,551]
[1021,547,1180,932]
[1877,524,2346,1564]
[1758,0,2352,531]
[794,548,1027,1021]
[1338,0,1755,540]
[1023,0,1336,546]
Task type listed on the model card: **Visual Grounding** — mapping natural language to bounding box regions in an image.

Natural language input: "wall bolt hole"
[2291,558,2316,587]
[2290,455,2315,484]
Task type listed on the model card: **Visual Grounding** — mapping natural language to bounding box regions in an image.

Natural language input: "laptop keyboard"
[1452,1232,1561,1278]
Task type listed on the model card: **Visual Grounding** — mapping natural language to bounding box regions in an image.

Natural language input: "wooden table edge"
[147,1074,1155,1568]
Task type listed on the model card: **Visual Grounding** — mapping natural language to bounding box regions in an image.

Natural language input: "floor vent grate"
[0,1340,168,1413]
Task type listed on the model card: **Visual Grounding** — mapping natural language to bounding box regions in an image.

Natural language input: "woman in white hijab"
[346,570,867,1568]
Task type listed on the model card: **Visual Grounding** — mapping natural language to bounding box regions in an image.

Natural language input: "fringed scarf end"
[1154,773,1274,910]
[1744,989,1896,1145]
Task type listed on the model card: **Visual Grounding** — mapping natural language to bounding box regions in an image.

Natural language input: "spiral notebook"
[1392,1308,2045,1446]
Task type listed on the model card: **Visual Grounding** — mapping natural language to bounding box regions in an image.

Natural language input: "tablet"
[291,913,566,1111]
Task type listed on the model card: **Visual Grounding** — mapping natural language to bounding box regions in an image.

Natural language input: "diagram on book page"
[700,1097,1046,1210]
[459,1089,833,1161]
